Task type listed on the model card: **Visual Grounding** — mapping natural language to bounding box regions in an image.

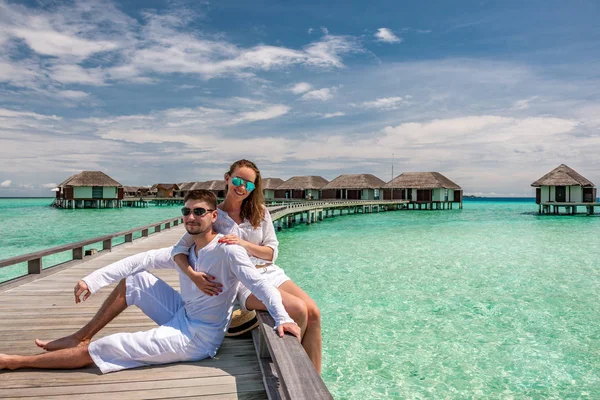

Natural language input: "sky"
[0,0,599,197]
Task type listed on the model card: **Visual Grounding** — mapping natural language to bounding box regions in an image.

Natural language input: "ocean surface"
[0,198,181,283]
[2,197,600,398]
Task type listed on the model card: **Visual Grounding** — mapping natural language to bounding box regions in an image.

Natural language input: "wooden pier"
[0,218,330,399]
[266,199,410,229]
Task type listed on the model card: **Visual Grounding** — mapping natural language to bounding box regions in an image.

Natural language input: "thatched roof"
[196,180,226,191]
[321,174,385,190]
[531,164,595,187]
[276,176,329,190]
[152,184,180,191]
[178,182,195,191]
[262,178,285,190]
[187,181,205,191]
[60,171,122,187]
[123,186,140,192]
[384,172,461,190]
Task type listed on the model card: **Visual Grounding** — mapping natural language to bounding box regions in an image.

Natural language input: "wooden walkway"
[0,226,268,400]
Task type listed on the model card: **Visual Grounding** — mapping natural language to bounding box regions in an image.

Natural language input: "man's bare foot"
[0,354,17,370]
[35,335,89,351]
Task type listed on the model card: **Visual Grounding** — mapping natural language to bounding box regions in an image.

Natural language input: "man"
[0,190,300,373]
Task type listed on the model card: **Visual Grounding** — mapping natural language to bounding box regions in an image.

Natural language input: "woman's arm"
[173,253,222,296]
[218,236,275,261]
[218,208,278,262]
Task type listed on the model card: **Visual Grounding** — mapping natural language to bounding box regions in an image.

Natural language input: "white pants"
[237,265,291,311]
[88,271,211,374]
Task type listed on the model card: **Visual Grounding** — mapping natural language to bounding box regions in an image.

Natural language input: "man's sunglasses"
[181,207,215,217]
[231,176,255,192]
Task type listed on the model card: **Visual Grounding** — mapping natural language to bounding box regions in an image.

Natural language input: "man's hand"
[189,270,223,296]
[74,280,91,303]
[276,322,302,342]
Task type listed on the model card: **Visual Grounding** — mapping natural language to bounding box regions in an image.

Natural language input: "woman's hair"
[225,159,265,228]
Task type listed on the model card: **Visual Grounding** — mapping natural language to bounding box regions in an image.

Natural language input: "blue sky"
[1,0,599,196]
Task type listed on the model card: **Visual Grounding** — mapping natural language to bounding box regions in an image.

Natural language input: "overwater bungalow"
[531,164,598,214]
[53,171,124,209]
[138,186,152,196]
[196,180,226,198]
[152,184,180,198]
[276,176,329,200]
[321,174,385,200]
[262,178,284,200]
[383,172,463,209]
[176,182,195,197]
[123,186,139,197]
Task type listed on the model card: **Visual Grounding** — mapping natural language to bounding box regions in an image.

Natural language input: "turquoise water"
[2,197,600,398]
[0,198,181,283]
[276,199,600,399]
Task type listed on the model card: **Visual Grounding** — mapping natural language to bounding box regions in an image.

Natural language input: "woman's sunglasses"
[231,176,255,192]
[181,207,215,217]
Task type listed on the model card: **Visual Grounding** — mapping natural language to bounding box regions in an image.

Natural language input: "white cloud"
[321,112,345,119]
[308,28,313,34]
[290,82,313,94]
[50,65,107,86]
[321,27,329,35]
[59,90,90,99]
[1,180,12,187]
[513,97,539,110]
[375,28,402,44]
[301,88,334,101]
[0,109,61,121]
[40,183,58,189]
[0,1,363,91]
[361,97,407,110]
[232,105,290,124]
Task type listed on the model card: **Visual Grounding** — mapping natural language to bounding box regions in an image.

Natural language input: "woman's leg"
[246,281,322,374]
[277,280,322,374]
[245,290,309,334]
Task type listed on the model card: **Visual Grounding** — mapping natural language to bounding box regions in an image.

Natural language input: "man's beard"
[185,222,210,236]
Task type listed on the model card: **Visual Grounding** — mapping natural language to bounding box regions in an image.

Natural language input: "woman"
[172,159,322,373]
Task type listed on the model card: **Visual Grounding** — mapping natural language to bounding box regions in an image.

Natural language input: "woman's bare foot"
[35,335,89,351]
[0,354,17,370]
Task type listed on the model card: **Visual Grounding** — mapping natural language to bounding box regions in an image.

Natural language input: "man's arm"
[226,246,296,330]
[82,247,176,295]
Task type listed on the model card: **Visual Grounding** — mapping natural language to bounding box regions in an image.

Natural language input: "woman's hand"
[189,270,223,296]
[218,234,247,248]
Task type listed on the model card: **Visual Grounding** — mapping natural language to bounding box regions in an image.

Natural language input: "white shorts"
[88,271,211,374]
[237,265,291,311]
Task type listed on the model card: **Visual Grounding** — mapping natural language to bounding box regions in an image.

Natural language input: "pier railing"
[254,311,333,400]
[0,216,183,281]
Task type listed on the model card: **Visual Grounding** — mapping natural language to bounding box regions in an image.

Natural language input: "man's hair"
[184,189,217,209]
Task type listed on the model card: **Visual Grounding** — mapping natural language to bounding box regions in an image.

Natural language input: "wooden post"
[103,239,112,251]
[155,224,161,233]
[142,229,149,237]
[173,219,179,226]
[73,247,84,260]
[125,233,133,242]
[28,258,42,274]
[165,222,171,229]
